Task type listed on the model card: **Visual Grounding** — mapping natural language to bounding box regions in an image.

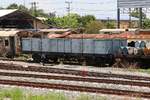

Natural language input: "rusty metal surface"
[47,31,150,40]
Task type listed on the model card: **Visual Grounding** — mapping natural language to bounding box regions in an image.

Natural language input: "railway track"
[0,79,150,98]
[0,71,150,88]
[0,62,150,98]
[0,63,150,81]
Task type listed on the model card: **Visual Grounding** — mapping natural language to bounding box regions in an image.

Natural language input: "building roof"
[0,9,18,17]
[0,30,19,37]
[0,9,40,21]
[98,14,139,21]
[39,29,70,32]
[99,29,139,34]
[0,9,50,29]
[21,28,70,33]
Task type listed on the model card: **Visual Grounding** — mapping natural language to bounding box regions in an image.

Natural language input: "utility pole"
[107,17,110,28]
[31,2,38,17]
[65,1,72,15]
[117,0,120,29]
[31,2,38,31]
[139,8,143,29]
[129,8,132,28]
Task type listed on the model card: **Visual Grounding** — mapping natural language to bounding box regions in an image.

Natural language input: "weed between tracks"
[0,88,109,100]
[0,88,66,100]
[139,68,150,74]
[126,67,150,75]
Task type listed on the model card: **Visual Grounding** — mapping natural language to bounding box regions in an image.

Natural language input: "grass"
[76,94,107,100]
[125,67,150,75]
[0,88,23,100]
[0,88,68,100]
[0,88,110,100]
[27,93,67,100]
[138,68,150,74]
[0,88,143,100]
[10,54,32,61]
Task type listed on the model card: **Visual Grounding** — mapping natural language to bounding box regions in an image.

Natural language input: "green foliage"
[47,14,80,28]
[143,18,150,29]
[45,93,67,100]
[59,14,79,28]
[76,94,107,100]
[7,3,18,9]
[0,88,24,100]
[27,92,67,100]
[47,14,96,30]
[130,9,146,19]
[46,17,57,26]
[80,15,96,27]
[18,5,29,12]
[105,21,115,29]
[85,21,104,34]
[130,9,150,29]
[0,88,67,100]
[139,68,150,74]
[76,95,92,100]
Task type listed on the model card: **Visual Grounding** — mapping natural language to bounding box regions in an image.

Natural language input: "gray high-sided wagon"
[21,38,127,65]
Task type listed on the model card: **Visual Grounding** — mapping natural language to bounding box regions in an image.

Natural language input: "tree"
[143,18,150,29]
[18,5,28,12]
[46,14,105,33]
[47,13,80,28]
[7,3,18,9]
[57,14,80,28]
[80,15,96,27]
[46,17,57,27]
[130,8,146,19]
[7,3,29,13]
[105,21,115,29]
[85,21,104,34]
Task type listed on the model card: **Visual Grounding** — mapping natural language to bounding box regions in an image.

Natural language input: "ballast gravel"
[0,60,150,78]
[0,69,149,83]
[0,75,149,93]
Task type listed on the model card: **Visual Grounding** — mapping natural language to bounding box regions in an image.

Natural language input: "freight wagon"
[21,38,127,66]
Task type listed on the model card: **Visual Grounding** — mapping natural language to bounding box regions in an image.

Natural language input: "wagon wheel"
[53,58,58,63]
[32,53,41,63]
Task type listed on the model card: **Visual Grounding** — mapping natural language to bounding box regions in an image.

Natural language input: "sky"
[0,0,118,18]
